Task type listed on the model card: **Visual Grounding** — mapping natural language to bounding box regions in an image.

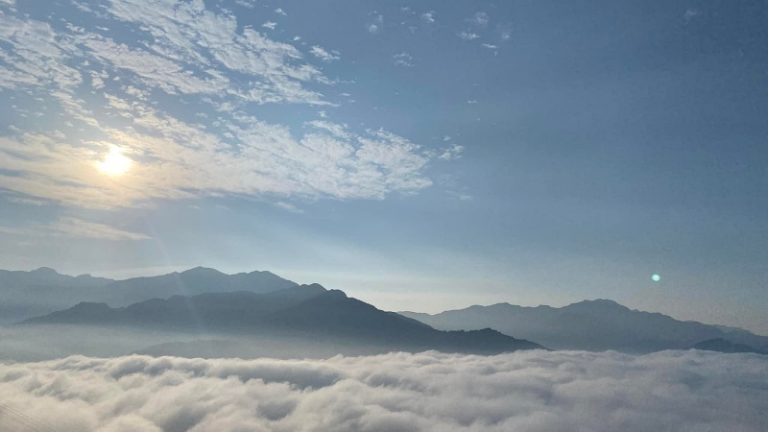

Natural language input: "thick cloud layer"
[0,350,766,432]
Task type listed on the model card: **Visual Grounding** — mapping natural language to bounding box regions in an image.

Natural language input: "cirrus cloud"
[0,216,149,240]
[0,0,448,209]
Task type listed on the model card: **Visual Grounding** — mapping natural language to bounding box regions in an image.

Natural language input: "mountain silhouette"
[100,266,297,305]
[692,338,766,354]
[0,267,296,323]
[401,299,768,353]
[24,284,542,355]
[0,267,113,324]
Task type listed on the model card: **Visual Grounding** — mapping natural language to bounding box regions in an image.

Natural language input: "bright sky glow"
[97,147,132,177]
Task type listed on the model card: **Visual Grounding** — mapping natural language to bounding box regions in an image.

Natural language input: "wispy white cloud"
[262,21,277,30]
[684,8,701,22]
[393,52,413,67]
[0,216,149,240]
[367,14,384,34]
[275,201,303,213]
[0,350,765,431]
[306,120,351,139]
[499,26,512,41]
[52,217,150,240]
[99,0,329,105]
[0,14,81,91]
[458,12,510,47]
[309,46,340,62]
[449,190,473,201]
[439,143,464,160]
[421,11,436,24]
[274,8,287,16]
[81,35,230,95]
[0,0,443,209]
[234,0,255,8]
[0,94,433,207]
[470,11,490,27]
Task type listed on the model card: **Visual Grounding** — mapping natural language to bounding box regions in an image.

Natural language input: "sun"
[97,147,132,177]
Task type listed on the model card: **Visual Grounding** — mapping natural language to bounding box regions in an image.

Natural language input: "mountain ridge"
[0,266,298,324]
[401,299,768,353]
[24,284,542,355]
[6,267,766,355]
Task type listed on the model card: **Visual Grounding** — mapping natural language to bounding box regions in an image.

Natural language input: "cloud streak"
[0,216,149,240]
[0,350,765,431]
[309,46,340,62]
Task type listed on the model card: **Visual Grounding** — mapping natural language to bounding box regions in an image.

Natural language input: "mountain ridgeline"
[0,266,296,324]
[401,299,768,354]
[4,267,766,357]
[23,282,542,355]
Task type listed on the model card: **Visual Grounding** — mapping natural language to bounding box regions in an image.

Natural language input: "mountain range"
[3,267,766,357]
[401,299,768,354]
[0,266,295,324]
[23,282,541,355]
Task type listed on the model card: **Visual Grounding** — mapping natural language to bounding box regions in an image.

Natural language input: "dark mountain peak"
[181,266,224,276]
[23,301,114,325]
[692,338,765,354]
[486,302,525,311]
[478,303,508,310]
[444,302,558,315]
[405,297,768,353]
[323,288,347,298]
[69,301,111,312]
[32,267,59,275]
[247,269,279,277]
[468,327,505,336]
[566,298,628,312]
[438,328,544,352]
[579,298,621,306]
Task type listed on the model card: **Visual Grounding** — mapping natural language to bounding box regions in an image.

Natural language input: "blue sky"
[1,0,767,334]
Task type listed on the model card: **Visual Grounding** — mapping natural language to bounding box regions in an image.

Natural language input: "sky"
[0,0,766,334]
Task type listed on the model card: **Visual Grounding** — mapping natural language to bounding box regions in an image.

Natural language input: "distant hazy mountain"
[98,266,297,305]
[25,285,542,355]
[0,267,297,323]
[0,267,113,323]
[401,299,768,354]
[692,338,766,354]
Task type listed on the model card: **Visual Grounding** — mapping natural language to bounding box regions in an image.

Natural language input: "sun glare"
[97,147,132,177]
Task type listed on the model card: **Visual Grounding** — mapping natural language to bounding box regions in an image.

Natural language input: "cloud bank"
[0,350,765,431]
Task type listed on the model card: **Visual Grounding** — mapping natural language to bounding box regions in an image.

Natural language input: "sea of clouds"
[0,349,766,432]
